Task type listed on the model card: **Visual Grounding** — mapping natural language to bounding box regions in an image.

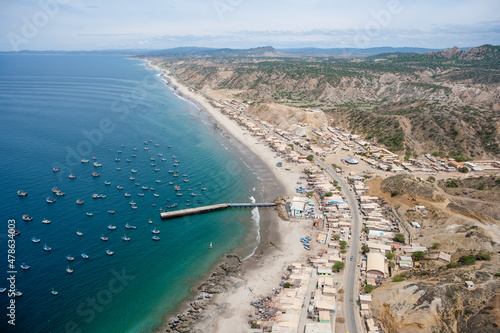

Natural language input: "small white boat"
[122,234,130,241]
[76,229,83,236]
[152,235,160,241]
[42,219,51,224]
[66,255,74,261]
[106,248,114,256]
[51,288,58,295]
[108,225,116,230]
[31,236,40,243]
[152,228,160,234]
[81,253,89,259]
[66,266,73,274]
[20,263,30,270]
[209,242,212,249]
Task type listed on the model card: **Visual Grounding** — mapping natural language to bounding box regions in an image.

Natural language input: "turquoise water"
[0,55,263,332]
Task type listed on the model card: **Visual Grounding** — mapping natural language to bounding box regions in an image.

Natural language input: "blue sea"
[0,54,265,333]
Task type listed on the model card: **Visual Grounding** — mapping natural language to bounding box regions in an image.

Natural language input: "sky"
[1,0,499,51]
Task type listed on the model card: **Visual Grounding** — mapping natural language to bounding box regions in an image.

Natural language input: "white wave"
[243,196,260,260]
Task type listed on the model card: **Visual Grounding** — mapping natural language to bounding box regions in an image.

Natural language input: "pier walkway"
[160,202,276,220]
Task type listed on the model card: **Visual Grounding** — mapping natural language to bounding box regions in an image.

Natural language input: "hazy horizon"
[1,0,499,52]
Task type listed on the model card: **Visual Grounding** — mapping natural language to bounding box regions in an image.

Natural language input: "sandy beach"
[151,63,317,333]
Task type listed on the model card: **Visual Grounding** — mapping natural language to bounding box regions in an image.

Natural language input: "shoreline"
[146,60,313,332]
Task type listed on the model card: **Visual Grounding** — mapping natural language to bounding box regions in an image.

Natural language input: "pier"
[160,202,277,220]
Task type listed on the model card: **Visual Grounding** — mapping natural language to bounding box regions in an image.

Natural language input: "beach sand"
[156,67,316,332]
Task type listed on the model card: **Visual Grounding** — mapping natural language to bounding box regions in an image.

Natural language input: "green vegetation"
[332,234,341,240]
[324,192,333,197]
[392,275,405,282]
[306,155,314,162]
[476,253,491,261]
[447,262,458,269]
[459,255,476,266]
[361,244,370,254]
[339,240,347,249]
[412,251,425,261]
[394,233,405,243]
[364,284,375,293]
[432,243,441,250]
[283,282,291,288]
[385,253,395,260]
[428,176,436,183]
[333,262,345,272]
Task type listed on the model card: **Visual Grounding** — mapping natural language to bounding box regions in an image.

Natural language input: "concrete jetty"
[160,202,276,220]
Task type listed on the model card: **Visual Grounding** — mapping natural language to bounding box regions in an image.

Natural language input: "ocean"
[0,54,264,332]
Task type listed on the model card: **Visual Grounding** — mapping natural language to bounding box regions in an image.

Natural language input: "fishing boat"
[86,212,93,217]
[184,179,189,183]
[42,219,51,224]
[51,288,58,295]
[117,185,123,190]
[17,190,28,196]
[152,235,160,241]
[116,167,122,171]
[0,288,6,293]
[167,145,172,148]
[93,162,102,167]
[131,205,137,210]
[46,197,56,203]
[168,170,174,173]
[100,194,107,198]
[133,148,138,151]
[174,185,181,191]
[151,157,155,161]
[20,263,30,270]
[122,234,130,241]
[125,192,131,197]
[148,219,153,224]
[135,182,140,186]
[183,174,189,177]
[155,180,162,183]
[125,223,137,229]
[155,168,160,172]
[100,234,108,241]
[158,153,163,156]
[66,255,74,261]
[107,210,115,214]
[108,225,116,230]
[201,188,207,191]
[142,186,148,190]
[104,181,111,185]
[92,156,97,160]
[153,193,160,197]
[31,236,40,243]
[162,158,167,161]
[43,244,51,251]
[22,215,33,221]
[129,200,136,205]
[92,172,100,177]
[177,193,183,196]
[92,193,100,199]
[53,167,61,172]
[138,193,144,197]
[81,158,89,163]
[191,193,197,197]
[115,158,120,162]
[150,188,155,191]
[169,182,174,185]
[129,176,135,181]
[76,229,83,236]
[14,291,23,297]
[117,150,122,153]
[76,199,84,205]
[173,173,179,177]
[144,147,149,150]
[209,242,213,249]
[66,266,73,274]
[81,253,89,259]
[14,230,20,236]
[155,144,159,147]
[152,228,160,234]
[126,159,132,162]
[69,174,77,179]
[131,169,137,173]
[55,191,65,196]
[106,248,114,256]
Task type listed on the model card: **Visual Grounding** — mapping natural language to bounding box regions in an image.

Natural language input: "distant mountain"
[277,46,442,57]
[426,44,500,61]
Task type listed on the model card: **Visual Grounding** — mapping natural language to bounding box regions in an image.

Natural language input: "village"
[199,97,499,333]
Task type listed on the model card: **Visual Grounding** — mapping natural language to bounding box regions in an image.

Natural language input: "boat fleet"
[9,139,213,296]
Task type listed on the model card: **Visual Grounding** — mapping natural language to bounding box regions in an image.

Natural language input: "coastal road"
[313,158,363,333]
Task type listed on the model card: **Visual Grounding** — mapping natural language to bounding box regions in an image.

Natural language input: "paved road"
[314,158,362,333]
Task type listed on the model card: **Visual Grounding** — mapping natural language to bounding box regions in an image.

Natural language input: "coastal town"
[162,70,500,333]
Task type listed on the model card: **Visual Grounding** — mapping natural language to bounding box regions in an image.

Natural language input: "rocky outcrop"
[381,175,445,201]
[164,254,242,333]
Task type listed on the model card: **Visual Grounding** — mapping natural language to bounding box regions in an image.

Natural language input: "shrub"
[391,190,400,197]
[412,251,425,261]
[283,282,291,288]
[459,255,476,266]
[432,243,441,250]
[306,154,314,161]
[362,245,370,254]
[459,167,469,173]
[386,253,395,260]
[476,253,491,261]
[447,262,458,269]
[325,192,333,197]
[428,176,436,182]
[339,241,347,249]
[394,233,405,243]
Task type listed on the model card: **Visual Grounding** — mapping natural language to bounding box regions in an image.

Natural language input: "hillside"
[147,45,500,159]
